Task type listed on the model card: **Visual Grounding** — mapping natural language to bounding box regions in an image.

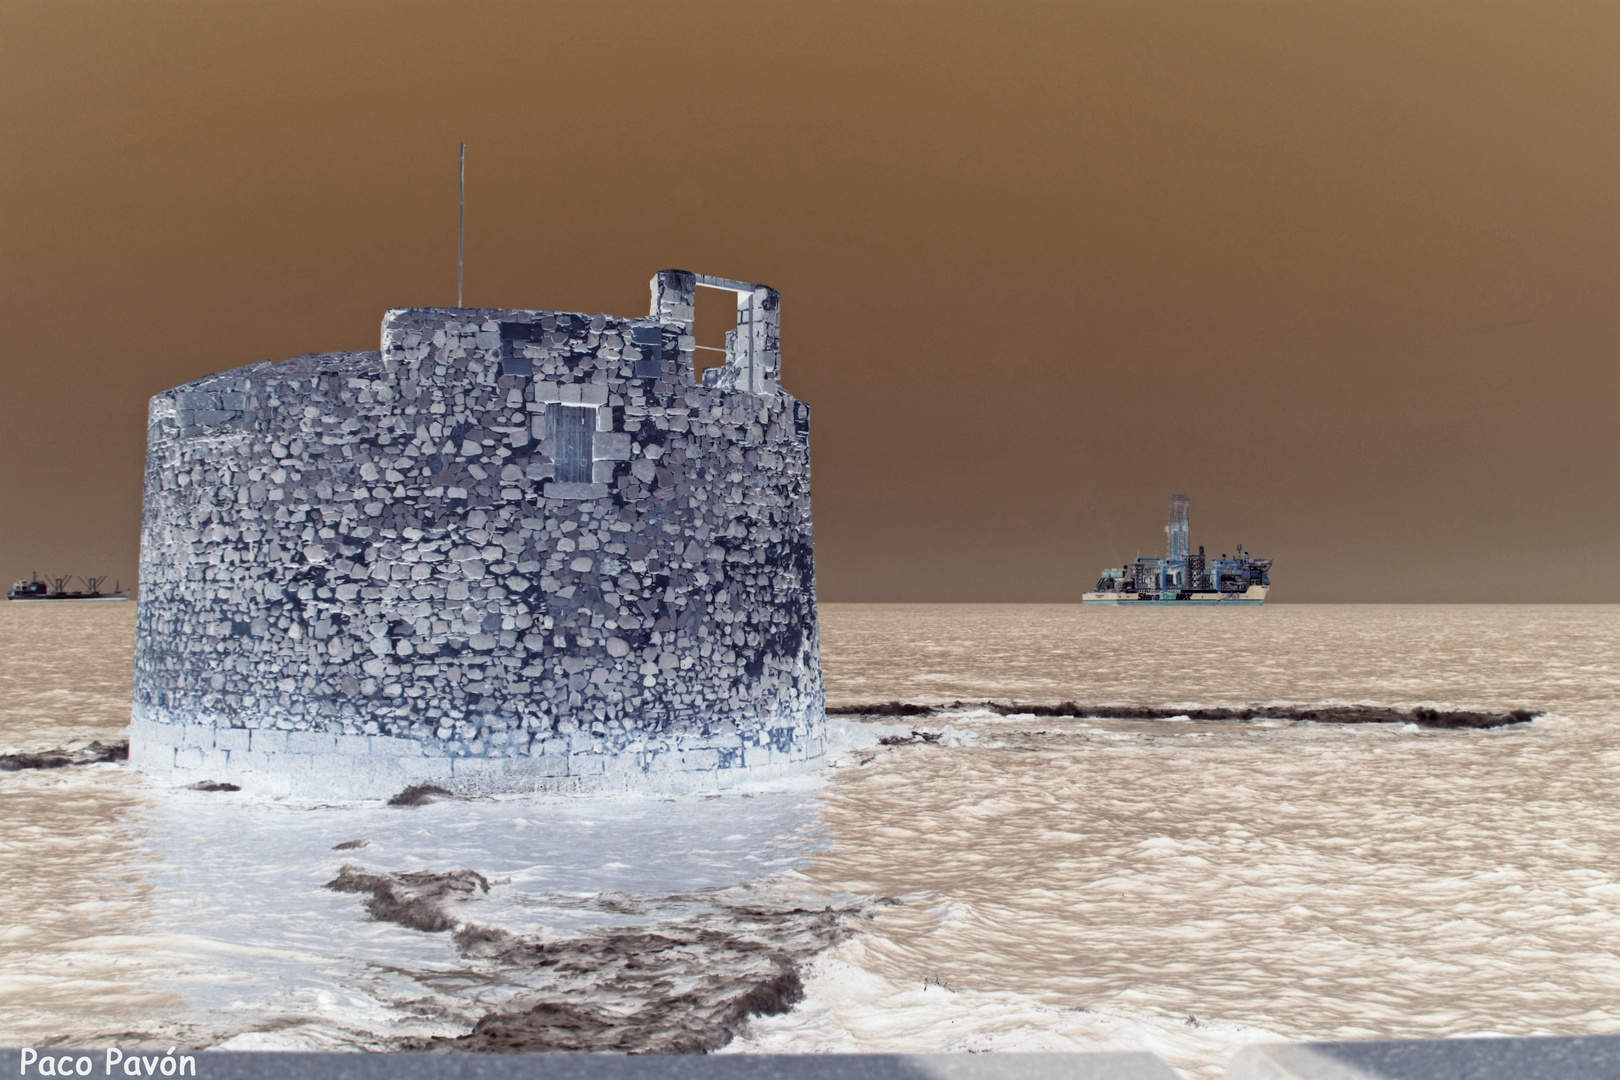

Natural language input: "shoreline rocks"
[0,740,129,771]
[828,702,1540,729]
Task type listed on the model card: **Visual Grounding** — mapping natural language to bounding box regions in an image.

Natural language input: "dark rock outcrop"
[831,702,1539,729]
[324,863,849,1054]
[0,740,128,771]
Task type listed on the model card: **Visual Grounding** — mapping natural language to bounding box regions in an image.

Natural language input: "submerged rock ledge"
[828,702,1540,729]
[0,740,129,771]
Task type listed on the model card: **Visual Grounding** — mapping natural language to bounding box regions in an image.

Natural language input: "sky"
[2,1,1617,602]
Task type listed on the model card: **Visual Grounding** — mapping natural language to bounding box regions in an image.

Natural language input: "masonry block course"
[132,271,824,798]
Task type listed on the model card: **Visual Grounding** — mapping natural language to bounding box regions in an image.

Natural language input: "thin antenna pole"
[457,143,466,307]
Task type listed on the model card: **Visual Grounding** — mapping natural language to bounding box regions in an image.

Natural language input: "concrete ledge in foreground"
[1,1051,1180,1080]
[1226,1035,1620,1079]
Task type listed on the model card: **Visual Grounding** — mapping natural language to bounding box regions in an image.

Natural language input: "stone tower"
[131,272,823,797]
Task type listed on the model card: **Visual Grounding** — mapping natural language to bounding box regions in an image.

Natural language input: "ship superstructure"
[1084,495,1271,606]
[7,573,130,602]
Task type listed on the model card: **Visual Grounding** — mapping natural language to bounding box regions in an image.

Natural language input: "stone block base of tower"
[129,711,824,799]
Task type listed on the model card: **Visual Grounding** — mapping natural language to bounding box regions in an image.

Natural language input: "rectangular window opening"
[629,325,664,379]
[499,322,535,377]
[547,403,594,483]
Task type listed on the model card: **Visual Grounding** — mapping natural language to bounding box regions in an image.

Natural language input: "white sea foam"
[728,947,1279,1075]
[0,761,833,1049]
[825,716,914,754]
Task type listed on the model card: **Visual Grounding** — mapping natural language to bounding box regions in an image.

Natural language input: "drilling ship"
[1083,495,1271,606]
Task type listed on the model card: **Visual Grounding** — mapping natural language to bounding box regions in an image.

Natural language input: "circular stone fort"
[131,271,824,797]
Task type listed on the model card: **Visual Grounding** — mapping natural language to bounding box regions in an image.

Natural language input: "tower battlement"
[132,271,823,798]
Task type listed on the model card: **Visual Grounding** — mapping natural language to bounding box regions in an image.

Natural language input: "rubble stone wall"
[131,271,823,798]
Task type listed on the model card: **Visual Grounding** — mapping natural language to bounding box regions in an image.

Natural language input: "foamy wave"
[728,942,1280,1079]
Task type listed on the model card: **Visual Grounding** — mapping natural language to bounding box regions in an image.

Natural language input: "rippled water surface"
[5,603,1620,1077]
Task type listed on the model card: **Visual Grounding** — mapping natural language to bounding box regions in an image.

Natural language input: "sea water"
[3,603,1619,1078]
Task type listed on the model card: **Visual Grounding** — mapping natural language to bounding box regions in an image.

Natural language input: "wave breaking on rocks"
[324,864,853,1053]
[0,739,129,771]
[828,702,1539,729]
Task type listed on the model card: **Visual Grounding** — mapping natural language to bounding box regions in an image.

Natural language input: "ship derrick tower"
[1085,493,1272,605]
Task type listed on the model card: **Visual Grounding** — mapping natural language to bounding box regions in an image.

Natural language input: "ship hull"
[7,594,130,603]
[1083,586,1268,606]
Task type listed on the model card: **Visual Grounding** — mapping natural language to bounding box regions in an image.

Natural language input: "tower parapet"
[132,271,822,797]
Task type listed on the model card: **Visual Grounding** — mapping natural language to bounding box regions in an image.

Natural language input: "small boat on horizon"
[1084,494,1271,606]
[7,572,131,602]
